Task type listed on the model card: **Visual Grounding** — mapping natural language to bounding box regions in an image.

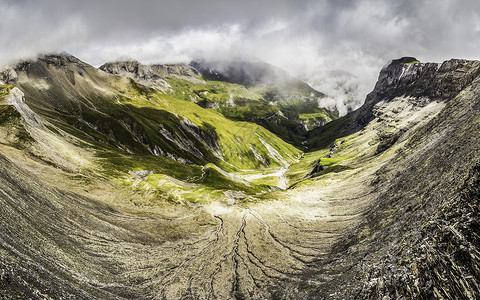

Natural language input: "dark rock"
[391,56,419,64]
[375,131,402,154]
[307,160,325,177]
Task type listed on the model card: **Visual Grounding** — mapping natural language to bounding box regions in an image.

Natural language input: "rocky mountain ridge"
[303,57,480,299]
[360,57,480,125]
[99,60,202,91]
[307,57,480,149]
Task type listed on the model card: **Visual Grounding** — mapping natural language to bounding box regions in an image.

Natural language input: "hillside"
[1,54,308,189]
[0,55,478,299]
[101,59,336,146]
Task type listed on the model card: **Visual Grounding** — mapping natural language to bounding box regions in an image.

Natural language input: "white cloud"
[2,0,480,114]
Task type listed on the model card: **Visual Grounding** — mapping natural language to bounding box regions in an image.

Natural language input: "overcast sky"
[2,0,480,113]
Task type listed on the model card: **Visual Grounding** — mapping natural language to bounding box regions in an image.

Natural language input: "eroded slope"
[0,57,479,299]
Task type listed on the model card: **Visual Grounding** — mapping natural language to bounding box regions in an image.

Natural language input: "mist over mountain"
[307,69,362,116]
[3,0,480,113]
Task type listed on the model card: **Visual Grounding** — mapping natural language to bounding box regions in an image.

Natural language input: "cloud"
[1,0,480,114]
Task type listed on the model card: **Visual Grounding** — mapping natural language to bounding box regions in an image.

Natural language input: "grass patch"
[0,85,14,101]
[0,105,35,148]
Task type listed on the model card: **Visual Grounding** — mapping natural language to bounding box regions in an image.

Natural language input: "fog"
[2,0,480,114]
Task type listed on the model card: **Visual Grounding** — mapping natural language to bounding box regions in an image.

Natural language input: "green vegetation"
[166,77,263,104]
[393,57,420,64]
[0,105,22,126]
[16,73,305,200]
[286,148,353,185]
[0,85,14,101]
[286,126,376,186]
[97,151,203,181]
[197,165,268,193]
[306,116,352,150]
[35,76,301,170]
[2,57,345,205]
[406,60,420,65]
[0,86,35,148]
[116,84,302,169]
[249,175,282,187]
[0,105,34,148]
[165,77,338,147]
[298,112,331,121]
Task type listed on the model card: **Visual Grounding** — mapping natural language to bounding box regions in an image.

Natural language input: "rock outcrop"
[99,60,204,90]
[358,57,480,127]
[5,87,41,128]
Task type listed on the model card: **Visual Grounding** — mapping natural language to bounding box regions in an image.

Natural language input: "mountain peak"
[306,56,480,149]
[2,52,90,77]
[100,60,141,74]
[99,60,202,90]
[391,56,420,64]
[372,57,480,103]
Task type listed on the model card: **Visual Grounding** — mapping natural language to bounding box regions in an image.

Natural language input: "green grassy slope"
[5,55,304,196]
[165,76,337,146]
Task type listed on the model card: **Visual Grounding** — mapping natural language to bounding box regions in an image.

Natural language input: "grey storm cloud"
[2,0,480,113]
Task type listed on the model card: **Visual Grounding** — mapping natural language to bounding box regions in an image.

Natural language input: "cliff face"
[304,58,480,299]
[307,57,480,149]
[99,61,203,90]
[374,58,480,100]
[359,57,480,126]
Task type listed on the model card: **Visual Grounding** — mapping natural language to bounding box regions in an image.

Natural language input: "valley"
[0,54,479,299]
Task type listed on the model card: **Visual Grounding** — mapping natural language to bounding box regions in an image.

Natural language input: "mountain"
[2,54,304,169]
[302,57,480,298]
[0,55,479,299]
[306,56,480,149]
[99,60,201,91]
[189,59,319,93]
[100,59,337,146]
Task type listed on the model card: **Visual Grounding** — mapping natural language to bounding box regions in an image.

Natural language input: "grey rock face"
[307,57,480,149]
[0,66,17,83]
[356,57,480,130]
[305,58,480,299]
[372,58,480,102]
[100,61,203,90]
[359,59,479,131]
